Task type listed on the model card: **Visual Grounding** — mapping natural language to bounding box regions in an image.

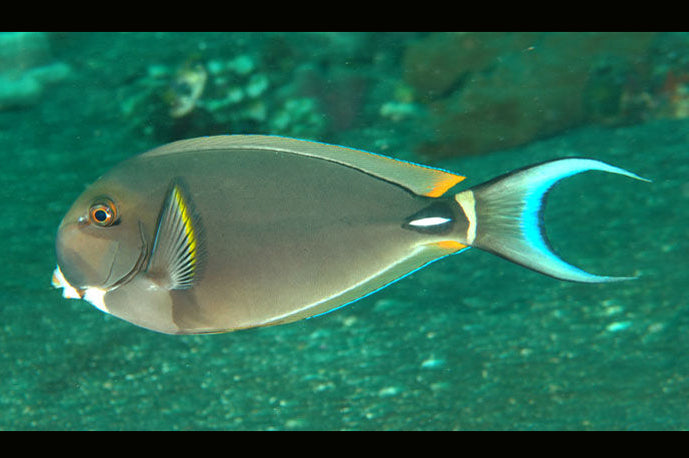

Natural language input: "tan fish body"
[53,136,647,334]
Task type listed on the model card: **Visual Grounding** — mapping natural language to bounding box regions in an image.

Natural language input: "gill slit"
[107,221,150,291]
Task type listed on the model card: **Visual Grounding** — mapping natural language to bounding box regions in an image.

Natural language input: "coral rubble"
[0,32,71,111]
[403,32,658,157]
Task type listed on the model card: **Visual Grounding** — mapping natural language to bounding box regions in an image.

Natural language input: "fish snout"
[55,221,119,289]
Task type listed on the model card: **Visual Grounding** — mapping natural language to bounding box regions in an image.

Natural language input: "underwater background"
[0,32,686,430]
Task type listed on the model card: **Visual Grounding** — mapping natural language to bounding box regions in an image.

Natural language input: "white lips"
[52,265,109,313]
[52,265,82,299]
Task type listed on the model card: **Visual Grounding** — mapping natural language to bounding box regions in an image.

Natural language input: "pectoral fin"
[146,180,205,290]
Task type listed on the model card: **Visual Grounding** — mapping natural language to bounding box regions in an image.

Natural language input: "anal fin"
[264,240,469,326]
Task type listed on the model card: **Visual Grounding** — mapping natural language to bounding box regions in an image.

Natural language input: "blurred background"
[0,32,686,430]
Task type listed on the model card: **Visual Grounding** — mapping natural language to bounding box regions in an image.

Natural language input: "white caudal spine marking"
[408,216,452,227]
[455,190,477,245]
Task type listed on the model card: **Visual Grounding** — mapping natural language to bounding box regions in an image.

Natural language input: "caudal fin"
[453,158,649,283]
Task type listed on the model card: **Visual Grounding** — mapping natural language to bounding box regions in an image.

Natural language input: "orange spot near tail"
[435,240,468,251]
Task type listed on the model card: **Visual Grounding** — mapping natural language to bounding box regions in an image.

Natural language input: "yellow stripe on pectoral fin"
[147,180,205,290]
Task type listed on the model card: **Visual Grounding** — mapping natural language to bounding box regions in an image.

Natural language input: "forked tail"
[453,158,649,282]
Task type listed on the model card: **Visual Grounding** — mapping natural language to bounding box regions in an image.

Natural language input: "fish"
[52,135,648,335]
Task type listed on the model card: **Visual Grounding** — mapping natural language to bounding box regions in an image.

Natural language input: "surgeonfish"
[52,135,648,334]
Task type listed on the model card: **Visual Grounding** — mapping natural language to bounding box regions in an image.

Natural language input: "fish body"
[53,136,647,334]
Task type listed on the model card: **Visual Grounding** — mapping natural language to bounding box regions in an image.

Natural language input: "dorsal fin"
[143,135,465,198]
[146,180,205,290]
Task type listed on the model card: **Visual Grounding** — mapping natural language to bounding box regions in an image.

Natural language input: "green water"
[0,32,687,430]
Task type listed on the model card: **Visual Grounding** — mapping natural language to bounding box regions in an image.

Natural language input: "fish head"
[53,179,149,298]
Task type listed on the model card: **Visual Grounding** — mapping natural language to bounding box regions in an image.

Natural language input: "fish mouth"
[52,221,150,311]
[52,264,84,299]
[52,264,109,313]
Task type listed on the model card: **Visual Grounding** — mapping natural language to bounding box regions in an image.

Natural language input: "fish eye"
[88,199,118,227]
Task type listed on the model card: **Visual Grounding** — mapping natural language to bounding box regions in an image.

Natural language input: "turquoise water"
[0,32,687,430]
